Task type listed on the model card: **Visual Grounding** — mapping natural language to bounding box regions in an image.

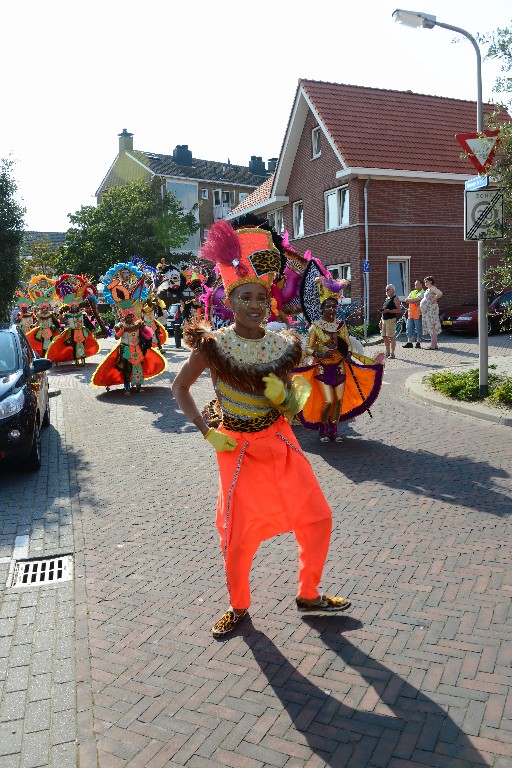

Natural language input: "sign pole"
[473,35,488,397]
[434,18,488,396]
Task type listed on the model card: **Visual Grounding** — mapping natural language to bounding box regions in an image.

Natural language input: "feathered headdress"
[199,220,281,296]
[316,275,349,304]
[27,275,57,306]
[55,274,97,306]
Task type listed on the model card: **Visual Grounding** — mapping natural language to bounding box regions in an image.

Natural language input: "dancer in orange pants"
[172,218,352,638]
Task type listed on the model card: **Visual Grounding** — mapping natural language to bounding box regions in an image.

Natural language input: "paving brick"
[4,338,512,767]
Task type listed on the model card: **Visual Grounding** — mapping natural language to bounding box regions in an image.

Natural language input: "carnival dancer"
[295,275,384,443]
[46,275,100,365]
[91,301,165,393]
[172,220,351,639]
[142,292,168,349]
[12,292,35,334]
[25,275,61,356]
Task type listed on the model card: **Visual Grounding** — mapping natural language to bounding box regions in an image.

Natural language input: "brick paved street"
[1,332,511,767]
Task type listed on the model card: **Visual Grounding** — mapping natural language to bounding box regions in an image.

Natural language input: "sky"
[1,0,510,233]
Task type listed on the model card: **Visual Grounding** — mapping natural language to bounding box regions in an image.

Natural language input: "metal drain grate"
[10,555,73,587]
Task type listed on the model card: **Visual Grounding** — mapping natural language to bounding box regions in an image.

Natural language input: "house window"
[293,201,304,238]
[267,209,285,235]
[387,259,409,298]
[201,189,208,200]
[325,187,349,230]
[166,180,200,251]
[239,192,249,203]
[213,189,234,220]
[312,127,321,159]
[327,264,351,299]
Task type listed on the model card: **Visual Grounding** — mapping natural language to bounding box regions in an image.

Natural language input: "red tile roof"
[301,79,509,174]
[230,173,275,215]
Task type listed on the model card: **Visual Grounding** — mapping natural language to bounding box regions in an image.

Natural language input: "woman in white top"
[420,276,443,350]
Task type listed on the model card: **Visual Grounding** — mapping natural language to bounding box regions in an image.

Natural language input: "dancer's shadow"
[242,616,488,767]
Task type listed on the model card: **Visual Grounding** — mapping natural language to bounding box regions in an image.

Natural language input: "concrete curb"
[405,364,512,427]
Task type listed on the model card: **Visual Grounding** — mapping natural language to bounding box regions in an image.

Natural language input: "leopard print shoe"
[211,609,248,638]
[296,594,351,612]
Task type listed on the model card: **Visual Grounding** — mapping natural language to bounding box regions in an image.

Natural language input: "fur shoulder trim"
[183,321,214,350]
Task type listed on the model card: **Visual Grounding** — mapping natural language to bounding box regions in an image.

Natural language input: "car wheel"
[42,395,50,428]
[26,421,41,471]
[487,319,494,335]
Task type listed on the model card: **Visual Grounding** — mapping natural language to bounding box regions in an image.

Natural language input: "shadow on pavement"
[244,617,489,767]
[300,433,510,518]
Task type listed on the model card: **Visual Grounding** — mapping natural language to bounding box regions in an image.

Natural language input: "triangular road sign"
[456,130,501,173]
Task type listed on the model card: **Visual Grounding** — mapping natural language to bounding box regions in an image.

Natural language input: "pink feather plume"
[199,220,241,266]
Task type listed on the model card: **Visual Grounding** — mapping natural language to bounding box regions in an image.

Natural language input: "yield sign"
[456,130,501,173]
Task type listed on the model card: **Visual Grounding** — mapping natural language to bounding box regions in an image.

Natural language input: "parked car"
[165,304,182,337]
[440,289,512,335]
[0,323,52,471]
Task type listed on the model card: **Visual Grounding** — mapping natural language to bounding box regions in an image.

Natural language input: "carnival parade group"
[13,216,386,636]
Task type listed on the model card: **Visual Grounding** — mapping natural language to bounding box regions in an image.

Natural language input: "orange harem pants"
[215,416,333,610]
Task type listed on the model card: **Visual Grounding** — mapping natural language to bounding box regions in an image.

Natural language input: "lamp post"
[392,9,488,396]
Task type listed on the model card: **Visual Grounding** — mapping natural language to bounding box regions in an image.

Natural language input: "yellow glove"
[204,428,238,452]
[262,373,286,405]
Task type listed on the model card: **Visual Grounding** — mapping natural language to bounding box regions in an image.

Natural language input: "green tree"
[0,158,25,321]
[57,177,199,278]
[479,23,512,330]
[20,235,60,282]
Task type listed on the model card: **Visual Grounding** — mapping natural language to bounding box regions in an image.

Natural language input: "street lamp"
[393,9,489,396]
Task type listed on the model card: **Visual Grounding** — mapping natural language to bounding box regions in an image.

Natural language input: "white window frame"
[387,258,410,300]
[312,127,321,159]
[327,263,351,302]
[267,208,285,235]
[325,186,350,231]
[201,189,208,200]
[213,189,221,206]
[239,192,249,203]
[293,201,304,238]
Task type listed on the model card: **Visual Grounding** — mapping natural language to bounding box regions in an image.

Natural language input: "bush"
[349,321,381,339]
[428,366,512,405]
[487,375,512,405]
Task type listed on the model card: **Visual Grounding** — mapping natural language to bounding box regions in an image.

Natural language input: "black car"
[165,303,182,336]
[0,323,53,470]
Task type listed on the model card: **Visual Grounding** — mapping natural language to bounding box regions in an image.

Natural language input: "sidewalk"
[405,355,512,427]
[361,332,512,426]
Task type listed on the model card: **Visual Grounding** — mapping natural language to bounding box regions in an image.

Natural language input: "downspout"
[363,177,371,341]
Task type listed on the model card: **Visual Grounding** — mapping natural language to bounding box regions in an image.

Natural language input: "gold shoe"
[211,608,248,638]
[296,594,351,612]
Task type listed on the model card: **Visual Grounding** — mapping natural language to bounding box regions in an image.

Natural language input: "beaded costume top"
[184,323,303,432]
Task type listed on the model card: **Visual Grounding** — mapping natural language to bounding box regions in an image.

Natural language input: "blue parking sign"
[362,260,370,273]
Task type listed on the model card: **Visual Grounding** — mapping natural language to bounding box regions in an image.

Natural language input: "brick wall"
[280,108,500,318]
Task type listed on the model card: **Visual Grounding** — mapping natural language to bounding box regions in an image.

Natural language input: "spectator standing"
[420,276,443,350]
[381,284,401,359]
[403,280,425,348]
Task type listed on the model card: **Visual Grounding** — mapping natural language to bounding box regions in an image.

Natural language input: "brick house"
[96,130,276,258]
[229,79,507,318]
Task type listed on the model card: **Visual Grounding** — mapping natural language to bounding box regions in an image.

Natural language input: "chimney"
[118,128,134,152]
[173,145,193,166]
[249,156,267,177]
[267,157,278,173]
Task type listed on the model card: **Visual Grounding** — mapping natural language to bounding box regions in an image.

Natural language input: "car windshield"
[0,332,18,374]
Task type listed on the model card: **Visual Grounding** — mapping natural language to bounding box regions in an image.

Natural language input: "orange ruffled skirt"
[46,330,100,363]
[90,343,166,387]
[294,354,383,428]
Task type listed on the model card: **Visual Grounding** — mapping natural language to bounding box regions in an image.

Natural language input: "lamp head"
[392,9,436,29]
